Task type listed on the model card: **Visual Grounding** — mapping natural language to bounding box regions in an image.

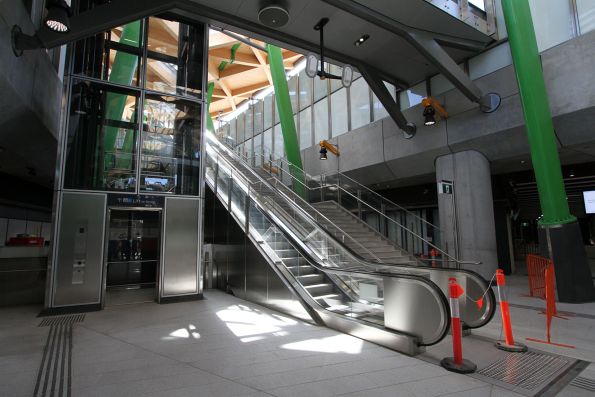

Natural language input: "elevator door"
[105,209,161,305]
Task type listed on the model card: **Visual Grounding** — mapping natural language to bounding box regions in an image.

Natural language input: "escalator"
[204,132,495,355]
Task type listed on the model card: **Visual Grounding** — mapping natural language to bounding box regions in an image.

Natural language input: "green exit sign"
[438,180,453,195]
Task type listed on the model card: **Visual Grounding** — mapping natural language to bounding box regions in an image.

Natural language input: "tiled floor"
[1,290,534,397]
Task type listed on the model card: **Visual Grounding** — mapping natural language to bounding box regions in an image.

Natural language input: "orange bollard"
[441,278,477,374]
[526,263,575,349]
[495,269,527,352]
[430,248,438,268]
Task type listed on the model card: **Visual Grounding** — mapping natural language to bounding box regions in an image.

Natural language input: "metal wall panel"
[53,192,106,306]
[161,197,200,297]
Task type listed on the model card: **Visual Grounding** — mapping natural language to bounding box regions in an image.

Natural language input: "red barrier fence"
[526,254,551,299]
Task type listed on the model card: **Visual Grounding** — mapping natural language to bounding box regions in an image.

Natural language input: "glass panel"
[263,128,273,160]
[253,133,262,165]
[329,64,343,92]
[140,94,201,195]
[528,0,573,52]
[254,100,264,133]
[399,82,426,110]
[229,119,236,146]
[298,70,312,110]
[273,124,284,160]
[577,0,595,35]
[331,88,348,137]
[314,98,329,142]
[264,95,273,129]
[145,17,204,97]
[288,76,298,114]
[349,77,371,130]
[72,22,143,84]
[64,79,139,192]
[313,66,328,102]
[236,113,245,143]
[245,107,254,141]
[299,107,312,150]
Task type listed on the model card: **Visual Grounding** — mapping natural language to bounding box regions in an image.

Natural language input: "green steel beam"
[266,44,305,198]
[103,21,141,172]
[501,0,575,226]
[206,82,215,133]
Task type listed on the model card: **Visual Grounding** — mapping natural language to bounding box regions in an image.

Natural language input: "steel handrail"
[206,135,384,264]
[255,147,442,232]
[239,150,479,266]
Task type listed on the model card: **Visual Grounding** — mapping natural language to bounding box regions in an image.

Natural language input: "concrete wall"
[0,0,62,187]
[300,30,595,188]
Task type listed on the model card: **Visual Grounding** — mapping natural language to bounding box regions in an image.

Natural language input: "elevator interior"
[105,209,161,305]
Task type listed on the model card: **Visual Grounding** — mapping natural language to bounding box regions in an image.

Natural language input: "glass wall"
[64,13,205,196]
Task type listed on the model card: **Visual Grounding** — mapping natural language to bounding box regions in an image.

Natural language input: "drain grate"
[570,376,595,392]
[39,314,85,327]
[476,351,574,394]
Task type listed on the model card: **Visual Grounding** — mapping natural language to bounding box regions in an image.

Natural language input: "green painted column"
[501,0,575,226]
[103,21,141,171]
[266,44,305,198]
[206,82,215,133]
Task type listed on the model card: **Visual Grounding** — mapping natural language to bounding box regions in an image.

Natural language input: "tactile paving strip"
[473,351,576,396]
[39,314,85,327]
[570,376,595,392]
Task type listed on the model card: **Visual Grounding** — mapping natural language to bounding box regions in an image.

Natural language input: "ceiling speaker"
[258,5,290,28]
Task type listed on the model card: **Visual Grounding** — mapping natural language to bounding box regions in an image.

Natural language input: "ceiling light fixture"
[45,0,72,33]
[353,34,370,47]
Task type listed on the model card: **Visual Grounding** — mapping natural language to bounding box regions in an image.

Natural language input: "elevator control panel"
[72,221,88,285]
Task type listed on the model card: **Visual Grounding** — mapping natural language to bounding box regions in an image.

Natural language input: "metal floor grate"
[475,351,574,394]
[570,376,595,392]
[39,314,85,327]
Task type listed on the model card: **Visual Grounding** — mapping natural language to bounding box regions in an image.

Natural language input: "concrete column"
[436,150,497,280]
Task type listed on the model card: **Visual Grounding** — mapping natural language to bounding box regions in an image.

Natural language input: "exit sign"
[438,180,453,195]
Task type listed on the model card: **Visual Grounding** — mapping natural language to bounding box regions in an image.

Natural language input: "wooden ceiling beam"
[232,81,269,97]
[209,47,260,67]
[219,64,256,79]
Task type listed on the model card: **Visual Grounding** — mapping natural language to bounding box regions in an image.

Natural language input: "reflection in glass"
[141,95,201,195]
[145,17,204,97]
[64,79,139,191]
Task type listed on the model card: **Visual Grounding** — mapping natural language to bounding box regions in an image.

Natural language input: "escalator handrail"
[243,150,479,267]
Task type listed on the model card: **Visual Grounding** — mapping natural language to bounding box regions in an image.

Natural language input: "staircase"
[310,201,418,266]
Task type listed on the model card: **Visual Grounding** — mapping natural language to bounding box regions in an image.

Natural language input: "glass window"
[299,107,312,150]
[140,94,201,195]
[254,100,264,133]
[314,98,329,143]
[527,0,573,52]
[298,70,312,110]
[331,88,348,137]
[313,67,328,102]
[577,0,595,35]
[273,124,284,160]
[288,76,298,114]
[329,64,343,92]
[244,138,253,159]
[399,82,426,110]
[263,128,273,160]
[253,133,262,164]
[229,119,237,146]
[236,113,245,143]
[245,107,254,141]
[72,22,143,85]
[145,17,204,97]
[64,79,140,192]
[349,78,371,130]
[264,95,273,129]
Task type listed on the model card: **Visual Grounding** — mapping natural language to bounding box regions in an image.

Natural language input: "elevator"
[104,208,162,306]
